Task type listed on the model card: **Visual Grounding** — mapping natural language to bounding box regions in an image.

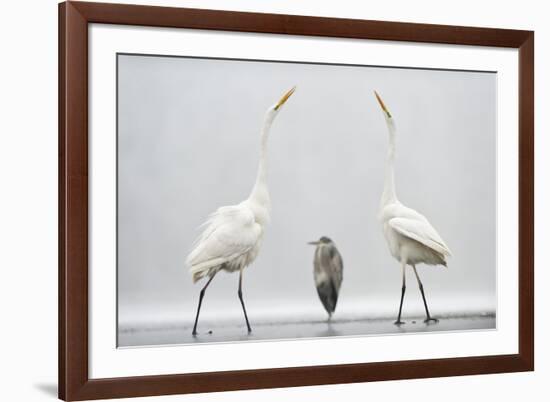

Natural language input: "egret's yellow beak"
[274,86,296,110]
[374,90,392,118]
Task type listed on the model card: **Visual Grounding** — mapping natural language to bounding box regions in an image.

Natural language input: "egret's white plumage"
[187,204,263,282]
[380,205,451,267]
[187,87,295,335]
[374,91,451,324]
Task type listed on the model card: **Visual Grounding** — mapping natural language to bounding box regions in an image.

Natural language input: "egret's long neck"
[248,111,275,207]
[381,118,398,207]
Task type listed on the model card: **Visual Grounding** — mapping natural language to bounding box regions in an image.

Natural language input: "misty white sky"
[117,54,497,326]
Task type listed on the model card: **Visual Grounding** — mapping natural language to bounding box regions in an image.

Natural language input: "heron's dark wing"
[327,246,343,295]
[316,280,338,314]
[314,245,343,314]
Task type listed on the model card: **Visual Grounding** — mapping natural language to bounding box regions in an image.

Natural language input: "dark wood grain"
[518,33,535,370]
[72,1,531,48]
[72,354,527,400]
[58,4,66,399]
[59,2,89,400]
[59,1,534,400]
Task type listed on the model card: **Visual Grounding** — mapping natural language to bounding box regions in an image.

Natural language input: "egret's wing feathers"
[194,205,248,245]
[187,206,260,275]
[389,217,452,256]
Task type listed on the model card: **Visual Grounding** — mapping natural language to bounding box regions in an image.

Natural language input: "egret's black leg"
[412,266,438,323]
[395,285,406,325]
[238,269,252,333]
[395,262,406,325]
[192,272,217,336]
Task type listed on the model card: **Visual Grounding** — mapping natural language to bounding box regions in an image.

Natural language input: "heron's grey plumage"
[310,237,343,318]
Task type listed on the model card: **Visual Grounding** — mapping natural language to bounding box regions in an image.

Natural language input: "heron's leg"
[412,265,438,323]
[238,268,252,333]
[192,272,217,336]
[395,261,406,325]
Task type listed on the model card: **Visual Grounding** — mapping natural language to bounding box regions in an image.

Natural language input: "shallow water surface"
[119,313,495,348]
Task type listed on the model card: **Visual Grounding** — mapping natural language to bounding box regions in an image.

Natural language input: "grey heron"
[308,236,344,320]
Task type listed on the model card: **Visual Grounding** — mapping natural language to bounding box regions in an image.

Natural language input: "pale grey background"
[117,54,496,342]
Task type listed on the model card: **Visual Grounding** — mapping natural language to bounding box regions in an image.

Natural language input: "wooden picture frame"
[59,1,534,400]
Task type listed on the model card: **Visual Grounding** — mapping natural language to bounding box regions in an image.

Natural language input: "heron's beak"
[274,86,296,110]
[374,90,392,118]
[307,241,320,246]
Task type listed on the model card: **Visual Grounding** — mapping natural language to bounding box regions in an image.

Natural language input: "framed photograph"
[59,1,534,400]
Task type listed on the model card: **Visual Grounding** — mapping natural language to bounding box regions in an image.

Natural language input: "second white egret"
[374,91,452,325]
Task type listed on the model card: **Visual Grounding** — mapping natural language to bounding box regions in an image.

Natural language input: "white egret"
[187,87,296,335]
[374,91,452,325]
[308,237,343,320]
